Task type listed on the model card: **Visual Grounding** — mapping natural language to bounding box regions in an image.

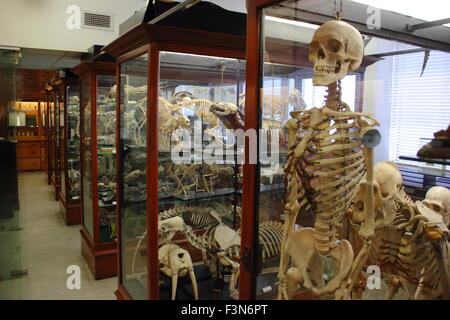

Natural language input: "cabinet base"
[80,228,117,280]
[59,195,81,225]
[115,284,133,300]
[54,185,60,201]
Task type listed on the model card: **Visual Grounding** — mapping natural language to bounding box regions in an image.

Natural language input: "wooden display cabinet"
[43,85,54,185]
[54,76,82,225]
[244,0,450,301]
[9,100,47,172]
[103,1,379,300]
[43,82,61,200]
[104,12,248,299]
[72,58,117,279]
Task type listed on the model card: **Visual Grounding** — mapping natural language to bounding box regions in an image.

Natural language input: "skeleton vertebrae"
[280,81,379,299]
[288,83,376,254]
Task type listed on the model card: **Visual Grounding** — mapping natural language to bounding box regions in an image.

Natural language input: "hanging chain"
[334,0,343,20]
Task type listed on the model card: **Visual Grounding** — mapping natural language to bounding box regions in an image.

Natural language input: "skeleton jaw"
[210,103,232,117]
[313,62,348,86]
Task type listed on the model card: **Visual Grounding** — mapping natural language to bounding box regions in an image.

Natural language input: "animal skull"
[209,102,244,130]
[309,20,364,86]
[422,186,450,226]
[176,115,191,129]
[350,162,403,224]
[159,244,198,300]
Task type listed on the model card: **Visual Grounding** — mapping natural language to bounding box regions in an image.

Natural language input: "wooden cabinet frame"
[54,77,82,225]
[104,23,248,300]
[72,61,117,279]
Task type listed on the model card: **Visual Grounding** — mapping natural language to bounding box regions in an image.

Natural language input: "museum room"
[0,0,449,304]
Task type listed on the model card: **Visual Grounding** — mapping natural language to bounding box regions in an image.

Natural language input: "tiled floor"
[0,171,117,300]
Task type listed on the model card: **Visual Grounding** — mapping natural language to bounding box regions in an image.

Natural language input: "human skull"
[309,20,364,86]
[423,186,450,226]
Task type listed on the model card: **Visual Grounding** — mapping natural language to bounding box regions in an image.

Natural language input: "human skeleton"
[278,20,381,300]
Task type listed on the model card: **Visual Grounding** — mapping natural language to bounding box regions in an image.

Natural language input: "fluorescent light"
[160,51,236,61]
[265,16,319,30]
[0,46,20,51]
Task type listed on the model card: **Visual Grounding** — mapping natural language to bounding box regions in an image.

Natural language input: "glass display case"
[244,0,450,300]
[45,85,58,199]
[72,59,117,279]
[54,81,63,201]
[54,75,82,225]
[104,22,247,300]
[43,86,53,185]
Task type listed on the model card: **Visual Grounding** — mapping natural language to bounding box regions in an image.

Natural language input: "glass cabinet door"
[157,52,245,300]
[53,93,60,184]
[119,54,148,300]
[248,0,450,301]
[81,77,93,237]
[49,99,55,175]
[66,85,81,201]
[58,90,65,187]
[97,75,117,243]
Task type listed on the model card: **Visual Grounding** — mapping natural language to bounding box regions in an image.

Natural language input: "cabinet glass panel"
[97,75,117,243]
[58,91,64,188]
[66,86,81,201]
[52,94,59,183]
[255,0,450,300]
[119,54,148,299]
[48,100,54,174]
[157,51,245,300]
[81,77,93,237]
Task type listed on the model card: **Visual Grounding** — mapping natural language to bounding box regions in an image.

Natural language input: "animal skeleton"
[97,111,116,137]
[160,205,222,230]
[422,186,450,227]
[132,204,283,299]
[184,219,284,299]
[210,102,244,131]
[159,244,198,300]
[278,19,381,300]
[349,171,450,300]
[239,88,306,122]
[165,163,234,197]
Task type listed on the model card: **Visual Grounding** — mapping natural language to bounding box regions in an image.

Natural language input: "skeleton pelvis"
[285,228,354,297]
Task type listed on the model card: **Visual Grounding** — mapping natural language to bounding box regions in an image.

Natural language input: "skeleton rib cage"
[285,108,374,256]
[369,190,446,296]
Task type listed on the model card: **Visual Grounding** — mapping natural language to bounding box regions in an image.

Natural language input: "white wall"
[0,0,148,52]
[0,0,246,53]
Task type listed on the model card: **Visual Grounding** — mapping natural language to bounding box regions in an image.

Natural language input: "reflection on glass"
[258,0,450,301]
[58,91,65,189]
[82,77,93,237]
[157,52,244,300]
[48,100,54,175]
[52,94,59,184]
[120,54,148,300]
[66,86,81,200]
[97,75,117,243]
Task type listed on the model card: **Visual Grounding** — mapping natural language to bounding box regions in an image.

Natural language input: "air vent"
[82,11,113,31]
